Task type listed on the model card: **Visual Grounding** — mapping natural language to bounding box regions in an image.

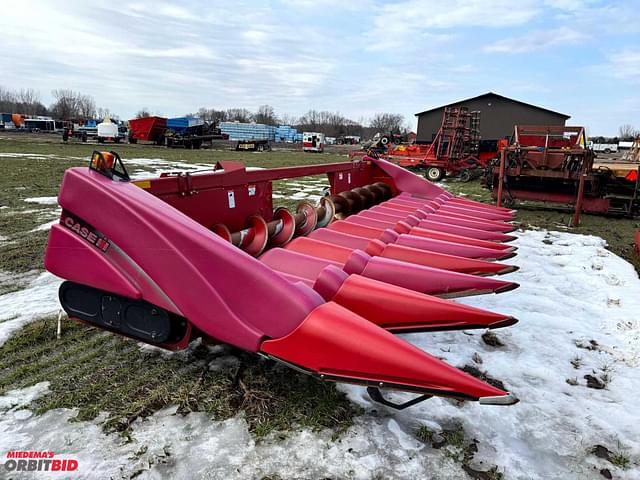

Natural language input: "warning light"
[89,151,130,181]
[91,151,116,170]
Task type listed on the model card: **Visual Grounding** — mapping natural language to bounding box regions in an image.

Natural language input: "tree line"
[0,86,102,120]
[589,125,640,144]
[180,106,409,138]
[2,85,410,137]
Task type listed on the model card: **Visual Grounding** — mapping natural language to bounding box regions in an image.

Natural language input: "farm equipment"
[484,125,640,221]
[62,123,97,142]
[128,116,167,145]
[96,118,125,143]
[128,116,227,148]
[44,150,521,409]
[352,107,484,182]
[622,137,640,163]
[236,139,272,152]
[164,117,227,149]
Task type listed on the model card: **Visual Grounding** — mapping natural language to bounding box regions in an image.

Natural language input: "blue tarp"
[219,122,287,141]
[167,117,204,133]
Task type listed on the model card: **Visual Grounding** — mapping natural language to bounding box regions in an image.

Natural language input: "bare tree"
[279,113,298,127]
[0,86,48,116]
[618,124,639,140]
[296,110,364,137]
[77,94,96,119]
[193,107,227,125]
[226,108,253,123]
[50,89,96,119]
[370,113,405,134]
[135,108,151,119]
[97,107,111,119]
[50,89,78,118]
[254,104,278,125]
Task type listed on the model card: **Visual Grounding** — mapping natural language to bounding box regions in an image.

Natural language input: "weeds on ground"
[0,317,361,439]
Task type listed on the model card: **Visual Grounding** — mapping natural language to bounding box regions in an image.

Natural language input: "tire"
[604,148,611,154]
[426,167,444,181]
[82,133,87,142]
[129,137,137,144]
[97,137,103,143]
[459,170,472,183]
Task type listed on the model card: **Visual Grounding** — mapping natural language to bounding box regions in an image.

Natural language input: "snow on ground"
[0,153,58,159]
[125,158,213,180]
[287,192,323,201]
[127,159,263,180]
[350,230,640,479]
[0,271,62,346]
[23,197,58,205]
[30,218,60,232]
[0,230,639,478]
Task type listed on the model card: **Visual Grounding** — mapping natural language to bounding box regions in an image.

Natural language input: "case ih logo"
[61,212,110,252]
[3,451,78,473]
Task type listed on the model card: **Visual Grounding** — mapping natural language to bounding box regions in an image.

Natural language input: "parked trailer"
[62,124,97,142]
[235,139,272,152]
[128,116,167,145]
[164,120,227,149]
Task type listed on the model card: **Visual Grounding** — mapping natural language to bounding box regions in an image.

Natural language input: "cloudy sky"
[1,0,638,135]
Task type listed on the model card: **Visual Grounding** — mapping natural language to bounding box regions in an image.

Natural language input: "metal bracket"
[367,387,433,410]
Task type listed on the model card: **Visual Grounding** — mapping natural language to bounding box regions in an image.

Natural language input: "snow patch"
[23,197,58,205]
[0,231,639,478]
[0,382,50,411]
[340,230,640,478]
[0,272,63,346]
[31,219,59,232]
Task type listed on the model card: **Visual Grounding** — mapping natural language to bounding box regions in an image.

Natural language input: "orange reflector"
[91,151,115,170]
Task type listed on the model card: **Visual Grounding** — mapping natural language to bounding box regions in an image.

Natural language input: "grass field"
[0,134,639,443]
[0,136,362,439]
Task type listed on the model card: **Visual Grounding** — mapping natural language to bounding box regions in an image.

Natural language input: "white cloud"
[243,30,269,44]
[484,27,588,53]
[605,50,640,81]
[0,0,637,136]
[363,0,542,52]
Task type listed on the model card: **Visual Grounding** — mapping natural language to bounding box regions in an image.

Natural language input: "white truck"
[587,141,618,154]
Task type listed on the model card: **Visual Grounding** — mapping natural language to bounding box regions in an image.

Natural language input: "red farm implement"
[128,116,168,145]
[352,107,484,182]
[44,151,521,410]
[484,125,640,224]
